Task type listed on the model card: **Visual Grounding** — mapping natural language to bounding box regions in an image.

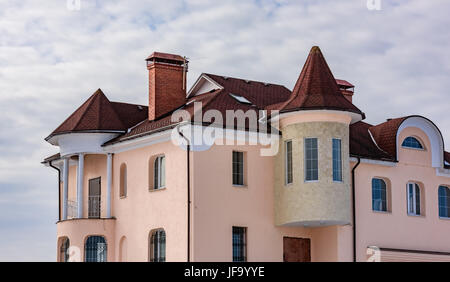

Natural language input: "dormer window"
[229,93,252,105]
[402,136,423,150]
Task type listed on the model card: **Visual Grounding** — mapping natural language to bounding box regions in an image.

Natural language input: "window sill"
[407,213,425,218]
[120,196,127,199]
[149,187,167,192]
[304,180,319,183]
[333,180,343,183]
[439,216,450,220]
[401,146,425,151]
[372,210,391,214]
[285,183,293,187]
[233,184,247,189]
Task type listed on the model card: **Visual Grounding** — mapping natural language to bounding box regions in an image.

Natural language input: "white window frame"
[285,140,293,185]
[439,185,450,219]
[154,155,166,190]
[304,137,319,182]
[401,136,424,151]
[372,178,389,213]
[407,182,421,216]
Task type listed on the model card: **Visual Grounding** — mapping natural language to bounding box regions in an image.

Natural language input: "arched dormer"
[369,115,445,168]
[397,116,444,168]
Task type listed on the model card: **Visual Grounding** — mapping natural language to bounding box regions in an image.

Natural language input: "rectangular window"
[232,227,247,262]
[232,151,244,186]
[285,140,293,185]
[304,138,318,181]
[439,186,450,218]
[154,156,165,189]
[332,139,342,182]
[372,178,387,212]
[407,183,421,216]
[88,177,101,218]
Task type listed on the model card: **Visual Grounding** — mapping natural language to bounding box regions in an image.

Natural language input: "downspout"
[351,157,361,262]
[177,125,191,262]
[49,160,61,221]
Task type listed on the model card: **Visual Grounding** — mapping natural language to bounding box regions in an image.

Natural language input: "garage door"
[367,246,450,262]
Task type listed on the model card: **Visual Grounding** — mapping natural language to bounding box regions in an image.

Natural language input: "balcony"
[56,217,116,262]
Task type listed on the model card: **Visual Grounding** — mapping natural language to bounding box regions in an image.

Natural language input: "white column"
[62,158,69,220]
[77,153,84,218]
[106,153,112,218]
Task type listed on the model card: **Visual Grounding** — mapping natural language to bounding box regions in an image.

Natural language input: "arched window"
[59,237,70,262]
[439,186,450,218]
[402,137,423,149]
[119,236,127,262]
[120,163,127,197]
[149,229,166,262]
[85,236,107,262]
[153,156,165,190]
[372,178,388,212]
[407,182,422,216]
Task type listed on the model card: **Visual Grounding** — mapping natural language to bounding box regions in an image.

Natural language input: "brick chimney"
[336,79,354,103]
[146,52,188,121]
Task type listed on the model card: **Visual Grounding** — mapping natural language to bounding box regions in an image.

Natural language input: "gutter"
[177,125,191,262]
[48,160,61,221]
[351,157,361,262]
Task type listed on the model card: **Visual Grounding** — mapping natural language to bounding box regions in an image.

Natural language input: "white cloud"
[0,0,449,261]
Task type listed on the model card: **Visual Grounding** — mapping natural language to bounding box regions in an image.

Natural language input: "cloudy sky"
[0,0,449,261]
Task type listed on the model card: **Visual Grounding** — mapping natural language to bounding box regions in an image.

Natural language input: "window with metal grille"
[149,229,166,262]
[372,178,388,212]
[84,236,107,262]
[154,156,166,190]
[232,226,247,262]
[285,140,293,185]
[120,163,127,197]
[304,138,318,181]
[232,151,244,186]
[439,186,450,218]
[407,182,421,216]
[402,137,423,149]
[332,139,342,182]
[59,237,70,262]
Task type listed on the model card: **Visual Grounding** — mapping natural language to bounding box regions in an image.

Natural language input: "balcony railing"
[88,196,101,218]
[67,200,77,219]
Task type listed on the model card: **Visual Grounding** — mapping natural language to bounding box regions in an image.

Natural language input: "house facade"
[42,47,450,262]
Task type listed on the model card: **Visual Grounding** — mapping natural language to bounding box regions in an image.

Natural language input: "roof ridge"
[72,89,102,131]
[191,88,223,116]
[204,73,287,88]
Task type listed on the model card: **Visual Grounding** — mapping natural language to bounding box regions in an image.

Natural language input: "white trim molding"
[186,74,223,97]
[397,116,444,168]
[350,157,397,167]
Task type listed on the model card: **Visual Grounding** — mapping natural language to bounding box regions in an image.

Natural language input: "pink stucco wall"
[56,124,450,262]
[191,141,349,262]
[57,140,189,262]
[353,126,450,261]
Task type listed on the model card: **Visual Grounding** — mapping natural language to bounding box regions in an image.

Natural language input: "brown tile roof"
[350,121,395,161]
[368,117,408,160]
[267,46,364,118]
[46,89,147,140]
[202,73,291,109]
[336,79,354,88]
[105,75,291,145]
